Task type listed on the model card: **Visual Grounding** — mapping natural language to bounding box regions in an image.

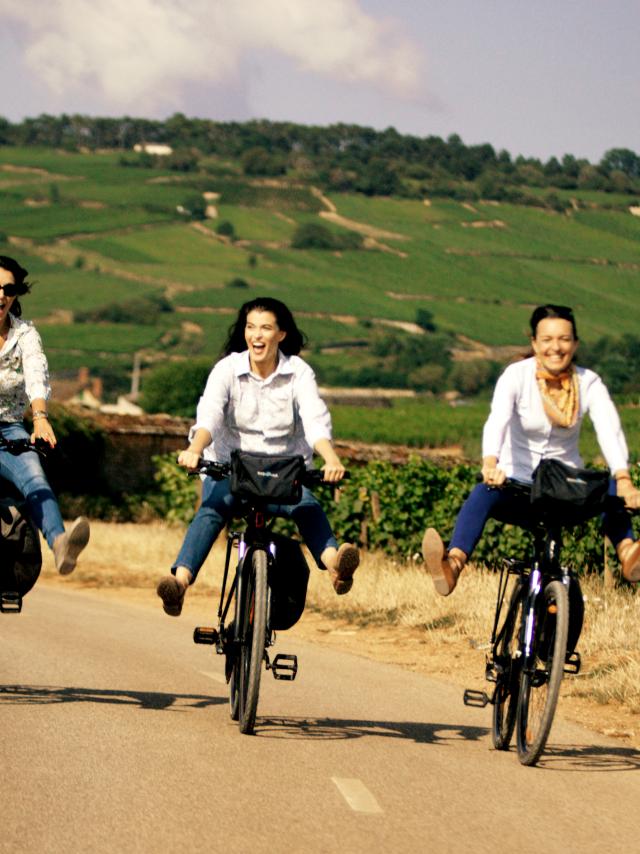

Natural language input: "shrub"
[76,294,173,325]
[291,222,363,250]
[216,220,236,239]
[140,358,212,416]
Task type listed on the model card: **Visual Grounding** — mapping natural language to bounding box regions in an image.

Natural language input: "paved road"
[1,586,639,853]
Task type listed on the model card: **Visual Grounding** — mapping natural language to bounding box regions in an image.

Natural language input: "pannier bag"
[230,451,306,505]
[266,534,310,631]
[0,499,42,597]
[530,458,610,523]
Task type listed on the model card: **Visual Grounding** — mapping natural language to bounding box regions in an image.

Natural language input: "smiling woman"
[422,303,640,596]
[155,296,360,617]
[0,255,90,577]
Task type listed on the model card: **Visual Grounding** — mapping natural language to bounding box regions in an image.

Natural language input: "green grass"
[40,322,165,352]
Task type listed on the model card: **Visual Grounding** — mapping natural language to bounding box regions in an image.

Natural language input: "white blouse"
[0,316,50,422]
[482,357,628,482]
[191,350,333,466]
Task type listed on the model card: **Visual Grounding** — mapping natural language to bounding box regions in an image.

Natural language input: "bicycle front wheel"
[238,548,268,735]
[492,581,524,751]
[516,579,569,766]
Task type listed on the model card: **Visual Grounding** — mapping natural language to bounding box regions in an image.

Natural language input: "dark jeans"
[449,479,633,558]
[173,476,338,582]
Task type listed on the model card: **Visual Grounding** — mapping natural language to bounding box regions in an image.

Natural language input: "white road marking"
[199,670,227,684]
[331,777,383,814]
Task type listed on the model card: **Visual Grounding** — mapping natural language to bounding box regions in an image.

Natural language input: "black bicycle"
[0,438,46,614]
[463,478,613,766]
[191,455,342,735]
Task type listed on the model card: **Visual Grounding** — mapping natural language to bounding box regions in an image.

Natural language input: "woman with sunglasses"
[0,255,89,574]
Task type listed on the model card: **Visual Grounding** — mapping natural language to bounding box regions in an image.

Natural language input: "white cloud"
[1,0,423,111]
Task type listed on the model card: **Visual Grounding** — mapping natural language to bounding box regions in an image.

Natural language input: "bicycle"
[463,478,614,766]
[0,438,46,614]
[190,455,344,735]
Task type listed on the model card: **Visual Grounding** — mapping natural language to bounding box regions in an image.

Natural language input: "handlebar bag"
[531,459,610,523]
[0,498,42,596]
[230,451,306,505]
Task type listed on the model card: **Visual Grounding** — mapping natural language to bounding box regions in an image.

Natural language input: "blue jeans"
[0,422,65,548]
[449,480,634,557]
[173,477,339,582]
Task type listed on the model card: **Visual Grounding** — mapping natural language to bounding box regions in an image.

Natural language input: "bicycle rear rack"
[0,591,22,613]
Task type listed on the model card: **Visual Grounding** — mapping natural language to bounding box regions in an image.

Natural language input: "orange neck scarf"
[535,362,579,428]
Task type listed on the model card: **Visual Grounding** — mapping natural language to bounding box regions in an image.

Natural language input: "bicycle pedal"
[193,626,219,645]
[271,653,298,681]
[463,689,489,708]
[564,651,581,675]
[0,591,22,613]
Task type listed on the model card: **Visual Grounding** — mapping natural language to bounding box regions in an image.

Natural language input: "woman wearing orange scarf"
[423,304,640,595]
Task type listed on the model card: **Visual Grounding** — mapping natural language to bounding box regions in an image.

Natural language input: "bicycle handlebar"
[0,436,48,458]
[190,459,350,487]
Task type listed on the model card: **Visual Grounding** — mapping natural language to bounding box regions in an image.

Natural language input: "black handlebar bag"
[530,459,611,525]
[229,451,306,505]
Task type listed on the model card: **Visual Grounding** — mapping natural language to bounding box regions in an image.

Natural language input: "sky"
[0,0,638,163]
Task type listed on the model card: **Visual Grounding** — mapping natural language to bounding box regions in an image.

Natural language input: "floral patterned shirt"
[0,316,50,423]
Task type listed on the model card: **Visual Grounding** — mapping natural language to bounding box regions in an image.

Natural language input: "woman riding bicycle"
[422,303,640,595]
[0,255,89,575]
[157,297,359,616]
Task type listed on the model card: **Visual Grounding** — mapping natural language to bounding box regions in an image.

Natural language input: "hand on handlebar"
[321,462,347,483]
[616,479,640,510]
[30,418,57,449]
[177,449,202,471]
[482,462,507,487]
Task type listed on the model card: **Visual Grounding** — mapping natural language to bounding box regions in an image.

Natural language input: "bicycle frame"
[191,456,344,733]
[465,498,583,765]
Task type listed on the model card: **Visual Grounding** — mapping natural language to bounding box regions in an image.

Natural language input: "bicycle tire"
[228,617,240,721]
[492,580,524,751]
[238,548,268,735]
[229,664,240,721]
[516,579,569,766]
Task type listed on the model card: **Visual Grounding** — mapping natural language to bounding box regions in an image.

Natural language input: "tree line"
[1,114,639,202]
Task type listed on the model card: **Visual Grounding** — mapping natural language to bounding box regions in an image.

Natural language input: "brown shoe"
[328,544,360,595]
[620,540,640,582]
[156,575,186,617]
[422,528,461,596]
[53,517,90,575]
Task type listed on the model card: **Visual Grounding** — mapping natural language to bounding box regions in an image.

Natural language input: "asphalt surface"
[1,586,639,853]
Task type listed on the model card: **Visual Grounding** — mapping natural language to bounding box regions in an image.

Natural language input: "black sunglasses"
[0,283,24,297]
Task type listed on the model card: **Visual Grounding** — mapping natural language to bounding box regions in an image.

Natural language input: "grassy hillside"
[1,143,640,452]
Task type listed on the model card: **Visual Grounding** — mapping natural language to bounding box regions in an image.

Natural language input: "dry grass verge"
[39,520,640,747]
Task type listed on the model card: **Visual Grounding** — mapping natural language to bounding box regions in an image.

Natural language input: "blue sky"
[1,0,638,162]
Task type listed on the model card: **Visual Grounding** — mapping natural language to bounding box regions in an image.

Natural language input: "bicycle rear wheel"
[492,581,524,751]
[238,548,268,735]
[516,579,569,766]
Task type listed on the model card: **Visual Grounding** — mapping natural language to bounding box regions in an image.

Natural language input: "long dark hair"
[529,304,579,340]
[0,254,31,318]
[223,297,307,356]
